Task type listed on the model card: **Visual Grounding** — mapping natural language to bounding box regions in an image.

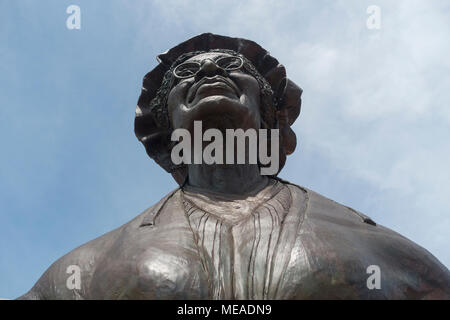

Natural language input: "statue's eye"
[216,56,243,70]
[174,62,200,78]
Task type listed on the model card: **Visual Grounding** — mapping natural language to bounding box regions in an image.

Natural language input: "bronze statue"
[19,33,450,299]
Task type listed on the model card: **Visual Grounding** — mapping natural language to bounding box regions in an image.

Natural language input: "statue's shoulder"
[278,179,450,299]
[18,188,180,300]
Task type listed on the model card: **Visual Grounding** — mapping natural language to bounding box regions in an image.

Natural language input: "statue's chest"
[95,186,308,299]
[131,211,302,298]
[182,200,290,299]
[122,216,303,300]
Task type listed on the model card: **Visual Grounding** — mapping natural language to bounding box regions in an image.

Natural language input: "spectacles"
[173,56,244,79]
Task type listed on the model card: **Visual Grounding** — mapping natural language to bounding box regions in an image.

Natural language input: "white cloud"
[137,0,450,266]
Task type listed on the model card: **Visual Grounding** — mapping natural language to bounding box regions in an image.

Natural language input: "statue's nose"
[198,59,220,76]
[195,59,227,82]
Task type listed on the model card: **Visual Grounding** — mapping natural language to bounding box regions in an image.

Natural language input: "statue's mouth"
[187,76,240,104]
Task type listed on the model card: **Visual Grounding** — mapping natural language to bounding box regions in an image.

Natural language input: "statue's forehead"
[184,51,234,63]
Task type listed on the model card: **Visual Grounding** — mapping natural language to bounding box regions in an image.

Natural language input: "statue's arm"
[370,224,450,299]
[16,194,172,300]
[406,245,450,299]
[16,226,124,300]
[17,266,54,300]
[16,248,99,300]
[294,186,450,299]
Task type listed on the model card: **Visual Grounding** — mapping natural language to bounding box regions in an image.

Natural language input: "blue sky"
[1,0,449,299]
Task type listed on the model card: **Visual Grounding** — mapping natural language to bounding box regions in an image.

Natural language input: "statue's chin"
[181,95,255,130]
[188,82,239,105]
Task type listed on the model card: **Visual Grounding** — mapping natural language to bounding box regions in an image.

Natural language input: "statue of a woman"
[19,33,450,299]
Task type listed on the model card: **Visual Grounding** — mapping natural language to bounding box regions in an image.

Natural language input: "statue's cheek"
[168,84,192,128]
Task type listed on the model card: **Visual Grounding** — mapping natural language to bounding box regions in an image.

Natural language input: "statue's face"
[167,52,261,132]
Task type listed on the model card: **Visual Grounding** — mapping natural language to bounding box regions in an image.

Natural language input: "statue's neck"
[186,163,268,196]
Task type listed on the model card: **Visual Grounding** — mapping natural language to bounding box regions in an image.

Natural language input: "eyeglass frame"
[172,55,244,79]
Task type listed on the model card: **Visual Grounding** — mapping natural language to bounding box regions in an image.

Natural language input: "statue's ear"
[276,78,302,156]
[277,78,302,127]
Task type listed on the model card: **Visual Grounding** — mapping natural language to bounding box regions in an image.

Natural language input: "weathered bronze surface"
[19,33,450,299]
